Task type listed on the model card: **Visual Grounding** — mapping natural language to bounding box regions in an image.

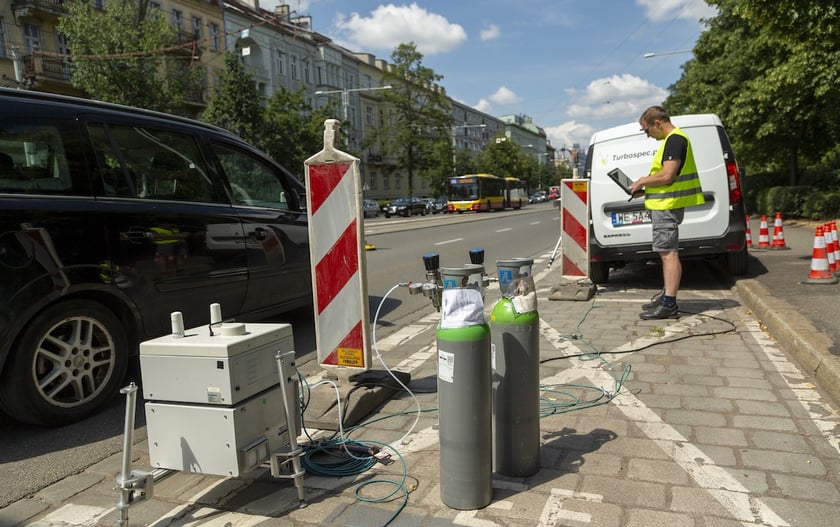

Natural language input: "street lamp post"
[314,85,393,123]
[451,123,486,176]
[643,49,692,58]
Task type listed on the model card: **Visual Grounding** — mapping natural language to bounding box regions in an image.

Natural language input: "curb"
[735,278,840,407]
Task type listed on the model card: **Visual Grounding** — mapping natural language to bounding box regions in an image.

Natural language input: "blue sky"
[265,0,716,150]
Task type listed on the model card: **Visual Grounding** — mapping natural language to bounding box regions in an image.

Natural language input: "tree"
[261,87,338,177]
[380,43,453,196]
[58,0,202,114]
[666,0,840,184]
[476,135,535,187]
[202,52,265,148]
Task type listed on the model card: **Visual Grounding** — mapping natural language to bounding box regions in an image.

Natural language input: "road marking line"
[435,237,464,245]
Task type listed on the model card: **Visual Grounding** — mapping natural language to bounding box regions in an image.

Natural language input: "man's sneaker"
[642,290,664,311]
[640,301,679,320]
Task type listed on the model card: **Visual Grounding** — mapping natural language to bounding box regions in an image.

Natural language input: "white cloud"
[475,99,492,113]
[566,74,667,120]
[545,121,595,151]
[480,24,501,41]
[635,0,716,22]
[488,86,522,105]
[333,3,467,55]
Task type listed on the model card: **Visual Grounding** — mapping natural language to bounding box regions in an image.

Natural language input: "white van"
[585,114,747,284]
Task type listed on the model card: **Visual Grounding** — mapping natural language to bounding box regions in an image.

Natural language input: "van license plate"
[611,211,652,226]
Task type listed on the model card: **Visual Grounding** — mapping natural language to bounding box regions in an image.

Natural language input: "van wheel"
[589,262,610,284]
[0,300,128,426]
[726,246,748,276]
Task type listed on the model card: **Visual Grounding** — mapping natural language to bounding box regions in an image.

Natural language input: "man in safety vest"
[629,106,705,320]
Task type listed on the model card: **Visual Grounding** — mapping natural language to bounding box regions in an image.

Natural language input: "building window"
[209,23,219,52]
[191,17,201,40]
[368,172,376,191]
[0,17,7,58]
[303,60,310,83]
[366,106,373,126]
[171,9,183,31]
[290,55,298,80]
[394,174,402,190]
[383,174,390,190]
[276,51,286,76]
[23,24,41,52]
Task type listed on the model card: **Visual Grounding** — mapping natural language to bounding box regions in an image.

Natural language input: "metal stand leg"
[547,234,563,268]
[272,350,307,507]
[115,383,154,527]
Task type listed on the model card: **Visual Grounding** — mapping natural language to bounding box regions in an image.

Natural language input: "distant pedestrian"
[629,106,705,319]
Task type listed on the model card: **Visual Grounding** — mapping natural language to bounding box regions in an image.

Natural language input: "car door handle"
[251,228,268,241]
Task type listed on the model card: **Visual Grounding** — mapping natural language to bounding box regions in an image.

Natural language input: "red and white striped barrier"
[559,179,590,279]
[304,120,371,370]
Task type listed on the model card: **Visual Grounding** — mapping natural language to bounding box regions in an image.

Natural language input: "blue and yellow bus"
[446,174,527,213]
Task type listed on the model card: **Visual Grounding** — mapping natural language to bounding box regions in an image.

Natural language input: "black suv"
[0,88,311,425]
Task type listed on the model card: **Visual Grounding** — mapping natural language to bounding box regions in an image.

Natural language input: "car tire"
[589,261,610,284]
[0,300,129,426]
[726,245,748,276]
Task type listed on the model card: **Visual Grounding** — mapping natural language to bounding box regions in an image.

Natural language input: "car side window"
[87,123,216,202]
[212,141,289,210]
[0,123,73,194]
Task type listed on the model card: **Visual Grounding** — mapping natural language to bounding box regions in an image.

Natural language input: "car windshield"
[393,198,410,205]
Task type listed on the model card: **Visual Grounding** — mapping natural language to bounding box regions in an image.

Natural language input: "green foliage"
[380,43,453,196]
[475,136,538,188]
[666,0,840,195]
[201,53,265,146]
[58,0,202,114]
[261,87,338,177]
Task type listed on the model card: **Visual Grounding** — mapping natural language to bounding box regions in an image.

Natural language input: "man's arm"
[629,135,687,194]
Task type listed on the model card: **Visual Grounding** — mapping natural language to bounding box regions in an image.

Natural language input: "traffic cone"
[804,226,838,284]
[770,212,789,249]
[824,226,837,275]
[757,214,770,249]
[826,221,840,276]
[745,215,753,248]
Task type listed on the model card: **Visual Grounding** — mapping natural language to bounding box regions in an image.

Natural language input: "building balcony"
[12,0,68,21]
[23,53,72,82]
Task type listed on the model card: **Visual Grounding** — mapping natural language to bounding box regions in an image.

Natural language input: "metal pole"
[116,383,139,527]
[11,46,24,89]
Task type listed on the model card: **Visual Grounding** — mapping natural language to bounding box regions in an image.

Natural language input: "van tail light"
[726,160,742,205]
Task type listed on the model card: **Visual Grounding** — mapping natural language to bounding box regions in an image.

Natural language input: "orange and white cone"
[757,214,771,249]
[824,226,837,275]
[804,226,838,284]
[826,221,840,276]
[745,215,753,248]
[770,212,789,249]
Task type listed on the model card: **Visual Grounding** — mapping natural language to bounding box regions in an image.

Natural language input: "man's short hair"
[640,106,671,126]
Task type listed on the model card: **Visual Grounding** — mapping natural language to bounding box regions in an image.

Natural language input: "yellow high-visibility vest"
[645,127,705,210]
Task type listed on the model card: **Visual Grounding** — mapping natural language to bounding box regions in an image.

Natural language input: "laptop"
[607,168,640,200]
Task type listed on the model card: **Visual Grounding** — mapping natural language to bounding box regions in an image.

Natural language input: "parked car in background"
[430,196,448,214]
[362,199,380,218]
[384,197,427,218]
[529,191,547,203]
[0,88,312,426]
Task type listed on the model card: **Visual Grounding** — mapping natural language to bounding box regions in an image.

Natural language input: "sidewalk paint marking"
[434,237,464,245]
[742,318,840,457]
[27,504,110,527]
[538,309,790,526]
[157,507,271,527]
[537,489,603,526]
[495,228,512,233]
[454,500,513,527]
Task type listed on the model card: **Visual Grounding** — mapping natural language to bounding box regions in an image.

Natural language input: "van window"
[213,141,289,210]
[87,123,216,202]
[0,124,73,194]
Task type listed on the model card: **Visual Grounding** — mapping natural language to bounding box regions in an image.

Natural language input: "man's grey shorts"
[651,208,685,252]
